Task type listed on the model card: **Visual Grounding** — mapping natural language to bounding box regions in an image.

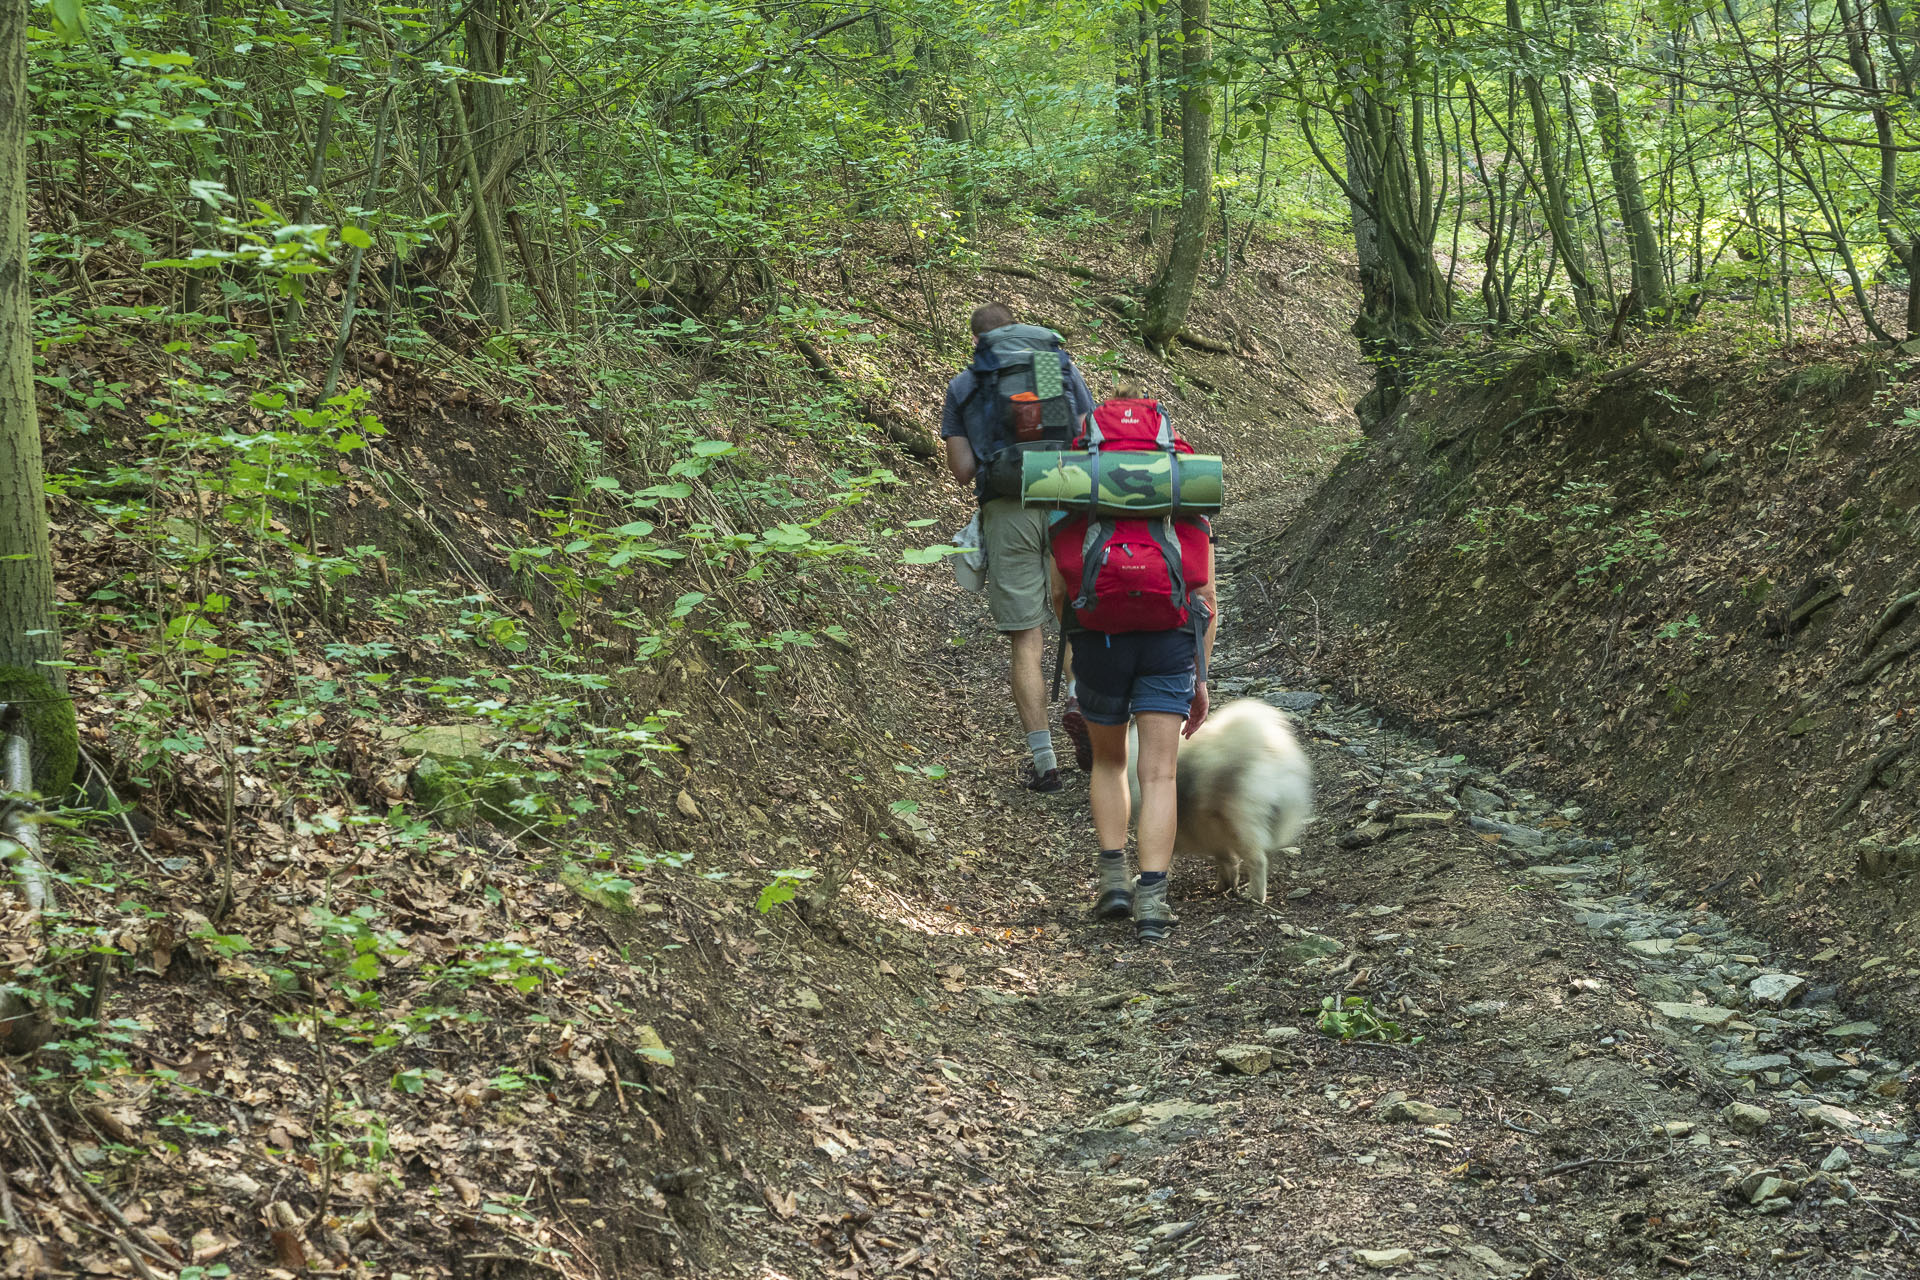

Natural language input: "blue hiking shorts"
[1069,628,1198,725]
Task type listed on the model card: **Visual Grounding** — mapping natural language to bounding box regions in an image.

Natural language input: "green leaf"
[340,225,373,249]
[49,0,91,41]
[690,439,737,457]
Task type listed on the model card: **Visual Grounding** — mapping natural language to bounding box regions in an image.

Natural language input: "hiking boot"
[1093,857,1133,920]
[1024,765,1062,793]
[1061,699,1094,773]
[1134,877,1175,943]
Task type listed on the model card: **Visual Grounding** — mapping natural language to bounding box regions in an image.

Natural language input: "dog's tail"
[1266,766,1314,851]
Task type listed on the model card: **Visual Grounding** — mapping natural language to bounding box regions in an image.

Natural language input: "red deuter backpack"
[1050,399,1212,636]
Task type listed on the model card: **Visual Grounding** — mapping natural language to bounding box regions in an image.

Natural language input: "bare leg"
[1131,712,1183,874]
[1086,720,1132,851]
[1007,626,1047,733]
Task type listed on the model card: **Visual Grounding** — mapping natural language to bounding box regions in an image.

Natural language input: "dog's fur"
[1128,698,1314,903]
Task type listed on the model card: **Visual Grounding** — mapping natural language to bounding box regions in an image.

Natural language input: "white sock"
[1067,679,1077,700]
[1027,730,1057,774]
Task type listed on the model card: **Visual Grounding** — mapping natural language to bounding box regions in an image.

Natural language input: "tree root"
[1855,581,1920,661]
[1849,630,1920,686]
[1175,328,1234,355]
[791,337,936,459]
[1826,737,1913,829]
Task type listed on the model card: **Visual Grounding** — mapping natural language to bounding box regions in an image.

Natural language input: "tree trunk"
[1508,0,1598,330]
[1848,0,1920,335]
[464,0,513,329]
[1141,0,1211,350]
[0,0,76,796]
[1573,0,1668,319]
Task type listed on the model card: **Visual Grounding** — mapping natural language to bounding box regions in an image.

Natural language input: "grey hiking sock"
[1027,730,1057,775]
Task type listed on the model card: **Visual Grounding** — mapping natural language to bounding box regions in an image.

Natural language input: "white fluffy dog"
[1129,698,1314,904]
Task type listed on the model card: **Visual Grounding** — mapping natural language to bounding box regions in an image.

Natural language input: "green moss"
[0,666,77,797]
[408,755,475,828]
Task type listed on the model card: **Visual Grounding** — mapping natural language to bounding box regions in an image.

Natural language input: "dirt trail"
[778,552,1920,1279]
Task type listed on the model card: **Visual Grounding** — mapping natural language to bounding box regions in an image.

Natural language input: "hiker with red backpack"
[1029,388,1221,942]
[940,303,1097,791]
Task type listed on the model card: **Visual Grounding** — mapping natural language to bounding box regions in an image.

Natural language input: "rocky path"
[781,569,1920,1279]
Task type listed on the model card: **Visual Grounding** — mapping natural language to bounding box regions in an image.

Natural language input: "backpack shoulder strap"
[1071,519,1111,613]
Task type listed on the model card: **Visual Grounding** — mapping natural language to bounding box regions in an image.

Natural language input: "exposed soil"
[1250,339,1920,1051]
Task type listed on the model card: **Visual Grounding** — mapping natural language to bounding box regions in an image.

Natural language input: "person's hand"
[1184,680,1210,738]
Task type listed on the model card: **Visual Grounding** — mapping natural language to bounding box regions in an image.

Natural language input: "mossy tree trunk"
[1140,0,1210,350]
[1508,0,1598,331]
[1573,0,1668,320]
[1,0,75,796]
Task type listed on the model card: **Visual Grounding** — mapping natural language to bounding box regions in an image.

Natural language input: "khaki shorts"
[980,498,1051,632]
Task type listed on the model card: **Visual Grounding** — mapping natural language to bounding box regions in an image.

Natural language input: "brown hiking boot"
[1061,698,1094,773]
[1024,765,1062,793]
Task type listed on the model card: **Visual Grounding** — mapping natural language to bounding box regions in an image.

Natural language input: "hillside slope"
[1249,338,1920,1046]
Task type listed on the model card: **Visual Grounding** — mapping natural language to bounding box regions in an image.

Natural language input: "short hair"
[970,303,1015,335]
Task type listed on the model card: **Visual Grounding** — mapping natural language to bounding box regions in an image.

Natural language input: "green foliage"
[0,666,78,795]
[1317,995,1422,1045]
[756,867,816,914]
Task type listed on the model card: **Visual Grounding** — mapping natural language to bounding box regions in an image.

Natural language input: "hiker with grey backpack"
[940,303,1098,791]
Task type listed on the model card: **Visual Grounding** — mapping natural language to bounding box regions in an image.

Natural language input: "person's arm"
[945,435,978,486]
[1065,358,1095,419]
[939,380,977,487]
[1187,541,1218,737]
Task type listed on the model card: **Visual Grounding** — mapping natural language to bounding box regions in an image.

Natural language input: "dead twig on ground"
[18,1106,172,1278]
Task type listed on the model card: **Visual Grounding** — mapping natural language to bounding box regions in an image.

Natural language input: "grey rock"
[1822,1146,1854,1172]
[1526,864,1604,882]
[1355,1248,1415,1270]
[1262,691,1324,714]
[1827,1021,1881,1043]
[1216,1044,1274,1075]
[1802,1103,1862,1132]
[1459,1000,1508,1019]
[1794,1051,1851,1082]
[1467,815,1546,847]
[1654,1001,1740,1028]
[1740,1172,1796,1204]
[1460,786,1504,815]
[1340,821,1389,849]
[1281,932,1344,962]
[1856,1128,1910,1147]
[1722,1102,1771,1133]
[1749,973,1809,1007]
[1722,1053,1794,1074]
[1376,1092,1463,1124]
